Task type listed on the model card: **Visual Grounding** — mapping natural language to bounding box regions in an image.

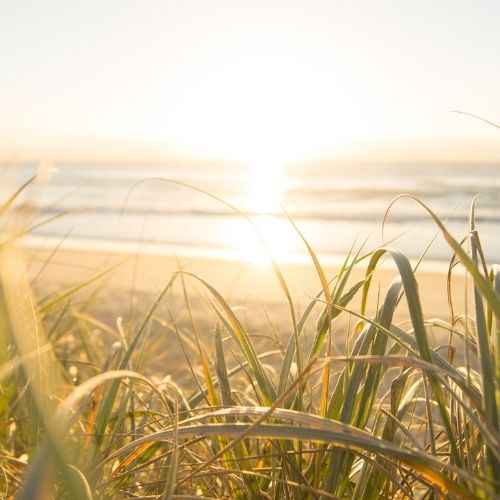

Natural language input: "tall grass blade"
[469,199,500,488]
[386,195,500,319]
[181,271,277,406]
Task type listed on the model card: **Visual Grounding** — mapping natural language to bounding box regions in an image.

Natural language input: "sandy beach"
[25,242,468,322]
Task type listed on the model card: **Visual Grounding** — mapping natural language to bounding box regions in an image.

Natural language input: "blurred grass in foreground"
[0,178,499,499]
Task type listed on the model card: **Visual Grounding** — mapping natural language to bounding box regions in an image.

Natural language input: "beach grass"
[0,180,499,499]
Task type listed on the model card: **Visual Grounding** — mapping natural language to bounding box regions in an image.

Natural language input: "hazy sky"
[1,0,500,161]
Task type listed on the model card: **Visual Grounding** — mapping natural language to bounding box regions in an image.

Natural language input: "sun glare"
[225,156,297,266]
[227,215,297,267]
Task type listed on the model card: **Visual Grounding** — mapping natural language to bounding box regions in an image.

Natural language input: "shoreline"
[25,234,455,273]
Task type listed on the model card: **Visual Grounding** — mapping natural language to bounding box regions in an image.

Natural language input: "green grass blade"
[181,271,277,406]
[469,206,500,487]
[491,264,500,415]
[215,323,235,406]
[386,195,500,319]
[385,248,461,465]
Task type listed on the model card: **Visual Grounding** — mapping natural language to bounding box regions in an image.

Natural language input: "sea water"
[2,161,499,265]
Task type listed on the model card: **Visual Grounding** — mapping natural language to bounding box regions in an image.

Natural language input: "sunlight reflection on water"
[227,215,299,266]
[229,159,298,265]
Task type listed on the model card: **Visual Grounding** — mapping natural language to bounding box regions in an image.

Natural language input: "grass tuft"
[0,181,499,498]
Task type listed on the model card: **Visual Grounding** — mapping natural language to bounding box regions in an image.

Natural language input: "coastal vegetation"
[0,180,499,499]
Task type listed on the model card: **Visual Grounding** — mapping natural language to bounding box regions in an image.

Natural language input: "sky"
[1,0,500,162]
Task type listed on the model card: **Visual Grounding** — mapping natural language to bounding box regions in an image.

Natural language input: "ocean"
[2,161,500,266]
